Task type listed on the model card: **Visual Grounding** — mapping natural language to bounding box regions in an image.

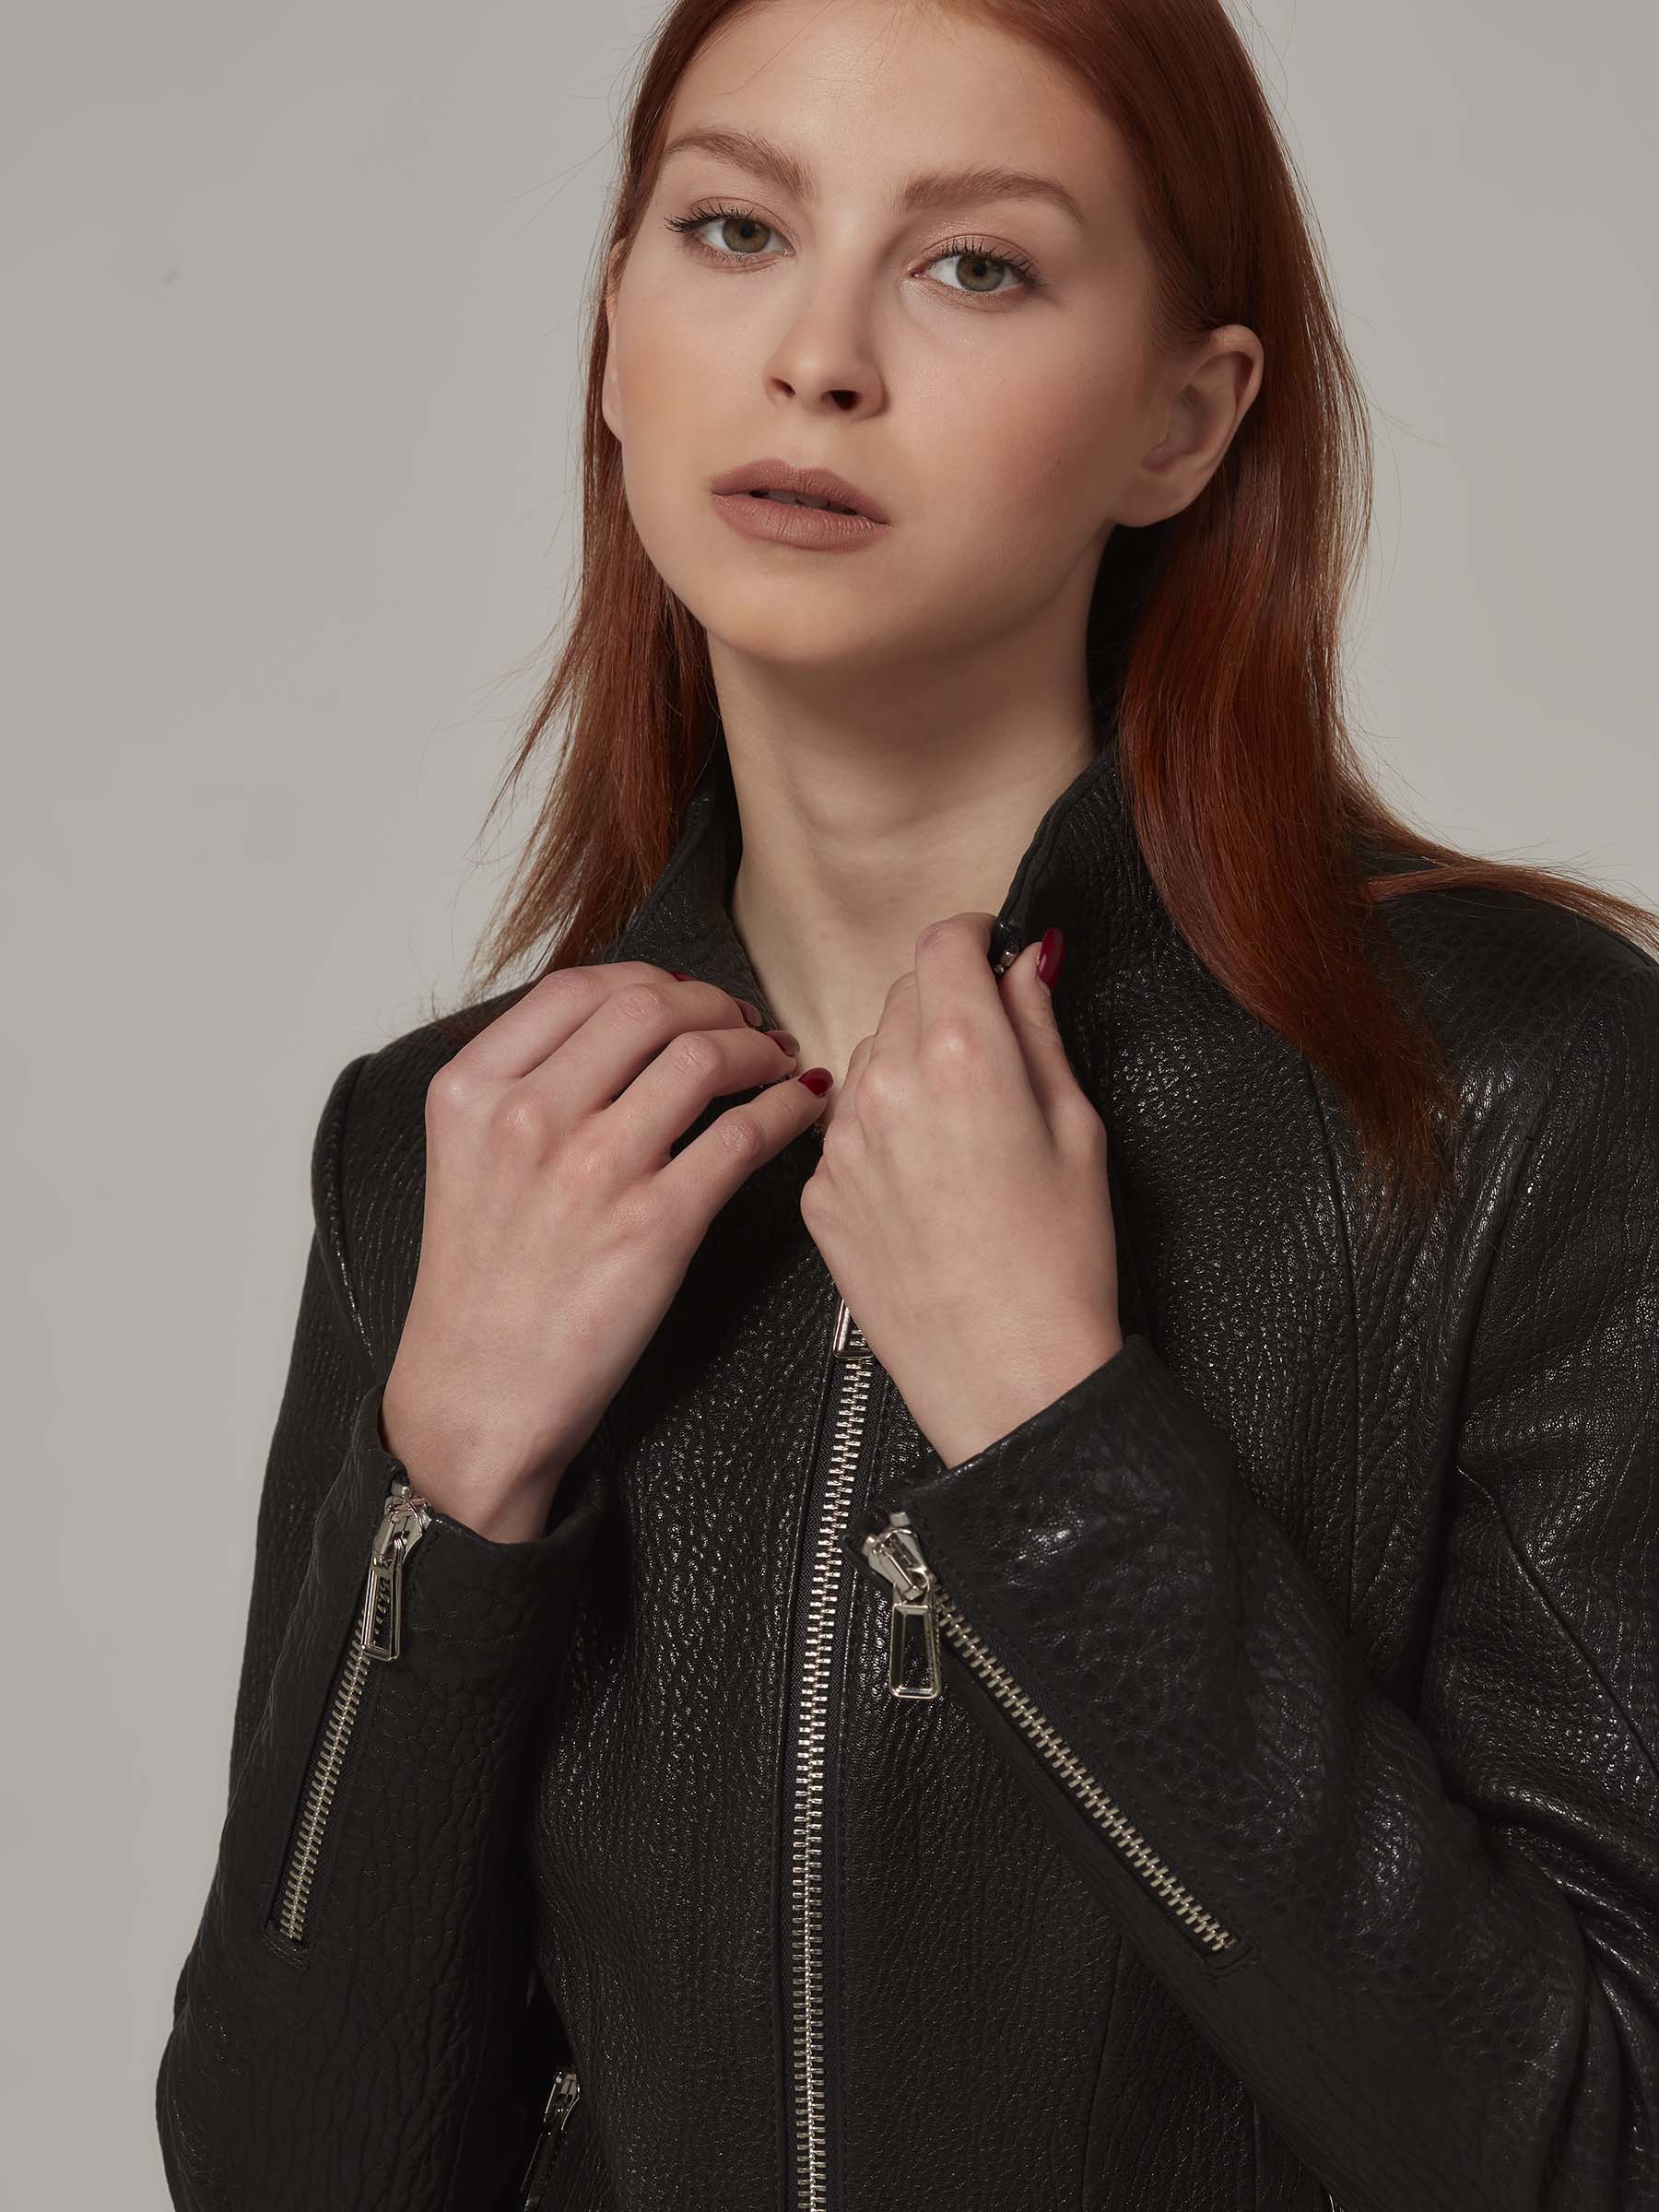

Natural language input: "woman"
[155,0,1659,2206]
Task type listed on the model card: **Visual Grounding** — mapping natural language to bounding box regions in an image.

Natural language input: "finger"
[997,938,1082,1127]
[603,1020,803,1174]
[662,1060,833,1215]
[859,969,918,1079]
[910,912,1027,1084]
[534,973,777,1119]
[837,1027,877,1126]
[463,966,753,1089]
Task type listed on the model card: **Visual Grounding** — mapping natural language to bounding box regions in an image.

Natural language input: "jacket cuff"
[346,1379,605,1655]
[858,1329,1197,1555]
[160,1387,606,2206]
[842,1330,1594,2212]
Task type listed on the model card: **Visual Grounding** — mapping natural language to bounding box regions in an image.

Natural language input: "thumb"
[999,929,1080,1124]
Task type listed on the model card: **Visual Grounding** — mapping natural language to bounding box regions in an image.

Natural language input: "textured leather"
[157,700,1659,2211]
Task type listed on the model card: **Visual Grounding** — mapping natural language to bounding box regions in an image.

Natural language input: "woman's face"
[602,0,1237,678]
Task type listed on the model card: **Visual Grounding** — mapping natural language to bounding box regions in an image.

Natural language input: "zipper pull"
[862,1509,942,1700]
[518,2065,581,2206]
[831,1294,871,1358]
[357,1479,433,1663]
[988,919,1022,976]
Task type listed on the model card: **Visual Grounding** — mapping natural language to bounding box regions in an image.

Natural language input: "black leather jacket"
[157,722,1659,2212]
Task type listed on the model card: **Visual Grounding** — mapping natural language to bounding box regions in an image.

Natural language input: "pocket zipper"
[272,1477,433,1944]
[860,1508,1242,1961]
[862,1517,1359,2203]
[518,2066,582,2208]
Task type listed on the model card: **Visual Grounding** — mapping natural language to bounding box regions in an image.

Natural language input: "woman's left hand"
[798,913,1124,1470]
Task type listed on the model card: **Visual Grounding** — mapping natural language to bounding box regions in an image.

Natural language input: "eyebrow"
[658,124,1089,232]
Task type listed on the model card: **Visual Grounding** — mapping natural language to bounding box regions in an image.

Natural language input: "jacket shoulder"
[1371,875,1659,1175]
[318,982,542,1379]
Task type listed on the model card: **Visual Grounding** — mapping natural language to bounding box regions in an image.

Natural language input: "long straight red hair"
[430,0,1659,1230]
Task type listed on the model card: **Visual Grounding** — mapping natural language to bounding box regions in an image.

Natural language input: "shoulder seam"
[309,1049,378,1382]
[1300,1055,1364,1611]
[1465,962,1654,1354]
[1455,1459,1659,1788]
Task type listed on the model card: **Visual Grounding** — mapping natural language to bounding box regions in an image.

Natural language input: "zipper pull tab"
[519,2065,582,2206]
[862,1510,942,1700]
[358,1480,432,1663]
[831,1294,871,1358]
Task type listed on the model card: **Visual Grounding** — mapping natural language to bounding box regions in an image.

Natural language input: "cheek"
[938,342,1138,547]
[612,250,750,434]
[610,297,721,541]
[613,285,700,430]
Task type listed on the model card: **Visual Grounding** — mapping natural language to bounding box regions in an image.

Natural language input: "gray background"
[5,1,1654,2199]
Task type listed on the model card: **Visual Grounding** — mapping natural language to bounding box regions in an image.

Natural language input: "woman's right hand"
[378,964,830,1543]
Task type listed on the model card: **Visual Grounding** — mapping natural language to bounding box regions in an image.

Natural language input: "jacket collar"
[603,686,1152,1093]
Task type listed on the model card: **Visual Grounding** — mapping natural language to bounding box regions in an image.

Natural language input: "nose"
[763,292,885,421]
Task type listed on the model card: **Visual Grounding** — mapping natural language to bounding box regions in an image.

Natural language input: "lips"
[708,456,889,525]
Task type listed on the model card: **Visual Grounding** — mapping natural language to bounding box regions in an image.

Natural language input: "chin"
[701,608,915,677]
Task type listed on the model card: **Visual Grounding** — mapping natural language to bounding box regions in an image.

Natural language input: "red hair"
[429,0,1659,1228]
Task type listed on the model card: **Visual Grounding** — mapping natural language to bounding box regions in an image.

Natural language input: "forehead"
[659,0,1135,221]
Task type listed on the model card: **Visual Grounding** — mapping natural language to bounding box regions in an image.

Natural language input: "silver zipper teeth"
[273,1478,433,1944]
[789,1292,877,2212]
[863,1511,1241,1959]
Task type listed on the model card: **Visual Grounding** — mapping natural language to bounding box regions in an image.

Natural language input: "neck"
[714,659,1101,1107]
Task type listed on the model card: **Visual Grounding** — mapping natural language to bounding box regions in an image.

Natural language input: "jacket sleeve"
[155,1051,607,2212]
[847,961,1659,2212]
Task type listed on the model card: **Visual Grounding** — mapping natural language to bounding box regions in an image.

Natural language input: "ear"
[1119,324,1264,529]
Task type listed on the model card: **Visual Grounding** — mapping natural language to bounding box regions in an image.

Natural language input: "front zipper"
[783,1287,885,2212]
[271,1477,433,1944]
[777,938,1012,2208]
[517,2065,581,2209]
[861,1508,1243,1962]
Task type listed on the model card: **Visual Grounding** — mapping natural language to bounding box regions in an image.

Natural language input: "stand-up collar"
[603,688,1151,1094]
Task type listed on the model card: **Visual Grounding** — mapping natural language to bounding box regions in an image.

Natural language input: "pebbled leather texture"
[157,699,1659,2210]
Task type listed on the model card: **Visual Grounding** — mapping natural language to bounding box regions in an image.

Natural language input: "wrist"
[375,1394,567,1545]
[441,1483,563,1546]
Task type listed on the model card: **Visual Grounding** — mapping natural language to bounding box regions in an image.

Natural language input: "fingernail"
[1035,926,1065,990]
[737,998,765,1027]
[668,969,692,981]
[765,1029,800,1054]
[796,1067,833,1094]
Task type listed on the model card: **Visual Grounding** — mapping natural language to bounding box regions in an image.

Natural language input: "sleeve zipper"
[271,1477,433,1945]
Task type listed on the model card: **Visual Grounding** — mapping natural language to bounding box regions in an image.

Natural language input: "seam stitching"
[313,1050,377,1382]
[1455,1460,1659,1791]
[1462,965,1643,1368]
[1301,1059,1364,1616]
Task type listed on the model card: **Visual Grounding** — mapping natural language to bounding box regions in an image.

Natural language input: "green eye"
[922,241,1036,295]
[665,205,784,258]
[664,202,1044,300]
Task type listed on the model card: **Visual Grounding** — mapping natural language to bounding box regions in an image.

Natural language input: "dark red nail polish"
[1036,927,1065,990]
[797,1067,833,1094]
[668,969,692,980]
